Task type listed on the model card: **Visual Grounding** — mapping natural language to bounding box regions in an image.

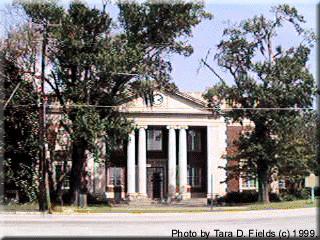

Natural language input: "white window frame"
[108,167,124,186]
[187,129,201,152]
[187,167,202,188]
[240,177,258,192]
[239,160,258,192]
[53,161,71,190]
[278,179,286,189]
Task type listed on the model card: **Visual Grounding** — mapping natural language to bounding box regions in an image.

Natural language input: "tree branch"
[200,58,226,85]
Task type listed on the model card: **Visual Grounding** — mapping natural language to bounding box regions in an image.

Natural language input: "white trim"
[239,177,258,192]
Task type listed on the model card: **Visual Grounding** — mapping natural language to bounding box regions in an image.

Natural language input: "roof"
[174,91,207,107]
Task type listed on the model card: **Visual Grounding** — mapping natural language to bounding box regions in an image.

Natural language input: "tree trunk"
[38,144,47,211]
[45,171,52,213]
[38,176,46,211]
[69,138,88,206]
[258,170,270,203]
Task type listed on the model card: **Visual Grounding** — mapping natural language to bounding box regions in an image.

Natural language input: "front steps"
[172,197,208,207]
[127,198,159,206]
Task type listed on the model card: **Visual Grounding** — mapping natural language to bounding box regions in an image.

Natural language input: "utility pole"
[38,21,49,212]
[38,20,60,213]
[38,19,61,213]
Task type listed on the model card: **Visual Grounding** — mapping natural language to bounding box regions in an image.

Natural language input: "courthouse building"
[49,90,254,203]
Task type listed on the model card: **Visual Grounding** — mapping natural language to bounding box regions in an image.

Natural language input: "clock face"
[153,94,164,105]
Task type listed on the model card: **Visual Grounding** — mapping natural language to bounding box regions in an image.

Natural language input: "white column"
[178,126,188,198]
[207,125,214,199]
[127,130,136,199]
[138,126,147,197]
[167,126,176,200]
[218,123,227,195]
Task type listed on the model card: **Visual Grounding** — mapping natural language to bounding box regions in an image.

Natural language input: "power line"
[4,104,315,111]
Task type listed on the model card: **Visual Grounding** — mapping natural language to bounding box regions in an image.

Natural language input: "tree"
[276,112,317,186]
[9,0,65,211]
[20,0,211,205]
[1,22,41,203]
[204,4,316,203]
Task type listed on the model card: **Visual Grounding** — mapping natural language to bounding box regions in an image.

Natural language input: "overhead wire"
[2,23,316,113]
[3,104,315,111]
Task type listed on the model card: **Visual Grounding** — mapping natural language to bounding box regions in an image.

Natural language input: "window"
[226,98,233,107]
[147,129,162,151]
[241,177,257,190]
[108,167,124,186]
[187,130,201,152]
[187,167,202,188]
[57,127,69,148]
[239,160,257,191]
[55,162,70,190]
[279,179,286,189]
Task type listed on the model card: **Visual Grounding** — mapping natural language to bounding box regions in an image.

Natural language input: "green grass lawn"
[1,202,39,212]
[245,199,318,211]
[72,199,319,213]
[1,199,318,214]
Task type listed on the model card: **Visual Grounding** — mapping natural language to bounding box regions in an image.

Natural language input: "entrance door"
[147,167,164,199]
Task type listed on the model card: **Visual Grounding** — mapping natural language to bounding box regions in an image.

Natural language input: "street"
[0,208,318,238]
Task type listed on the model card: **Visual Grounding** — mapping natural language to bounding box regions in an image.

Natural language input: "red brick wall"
[226,125,244,192]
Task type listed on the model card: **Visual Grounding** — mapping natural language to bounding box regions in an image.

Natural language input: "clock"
[153,94,164,105]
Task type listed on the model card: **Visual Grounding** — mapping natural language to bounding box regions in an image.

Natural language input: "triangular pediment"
[119,90,211,114]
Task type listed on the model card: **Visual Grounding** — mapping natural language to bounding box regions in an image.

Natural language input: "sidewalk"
[1,199,317,214]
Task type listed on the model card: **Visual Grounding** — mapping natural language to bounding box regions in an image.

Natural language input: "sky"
[0,0,318,92]
[170,2,318,92]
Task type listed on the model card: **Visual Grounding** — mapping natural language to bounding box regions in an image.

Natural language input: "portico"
[127,125,192,200]
[112,90,228,202]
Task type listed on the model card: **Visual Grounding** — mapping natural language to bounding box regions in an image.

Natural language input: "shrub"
[220,188,314,204]
[280,193,296,201]
[223,191,258,204]
[269,192,281,202]
[220,191,283,204]
[279,188,312,201]
[297,188,311,200]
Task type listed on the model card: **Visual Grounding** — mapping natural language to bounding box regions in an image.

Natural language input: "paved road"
[0,208,318,238]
